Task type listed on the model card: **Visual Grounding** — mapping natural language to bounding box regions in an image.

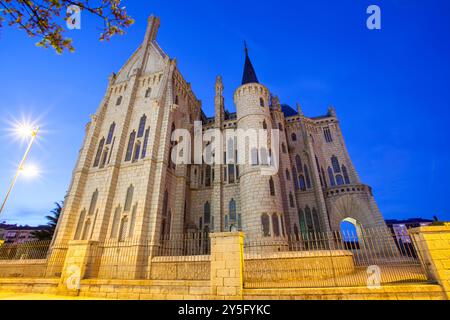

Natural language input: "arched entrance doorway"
[339,217,363,250]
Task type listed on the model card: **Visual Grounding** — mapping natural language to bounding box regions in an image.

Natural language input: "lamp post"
[0,126,39,215]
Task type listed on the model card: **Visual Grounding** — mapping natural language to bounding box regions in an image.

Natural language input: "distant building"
[0,223,50,244]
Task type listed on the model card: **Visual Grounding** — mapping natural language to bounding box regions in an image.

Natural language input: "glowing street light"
[0,124,40,215]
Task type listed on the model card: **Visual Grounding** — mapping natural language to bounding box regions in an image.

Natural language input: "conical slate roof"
[241,43,259,85]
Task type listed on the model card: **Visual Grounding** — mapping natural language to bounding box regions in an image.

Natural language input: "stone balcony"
[325,183,373,198]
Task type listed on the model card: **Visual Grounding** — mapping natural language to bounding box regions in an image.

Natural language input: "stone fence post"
[57,240,99,295]
[210,232,244,300]
[409,224,450,299]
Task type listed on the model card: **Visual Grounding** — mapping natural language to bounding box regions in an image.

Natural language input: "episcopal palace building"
[52,15,388,249]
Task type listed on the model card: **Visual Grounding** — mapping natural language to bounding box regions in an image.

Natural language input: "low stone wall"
[0,260,48,278]
[78,279,212,300]
[150,256,210,280]
[0,278,59,294]
[244,284,446,300]
[244,250,354,285]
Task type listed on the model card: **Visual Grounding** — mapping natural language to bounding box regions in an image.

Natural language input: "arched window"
[331,156,341,173]
[312,208,321,232]
[82,219,91,240]
[125,131,136,162]
[100,147,109,168]
[124,185,134,212]
[289,193,294,207]
[262,120,267,130]
[110,206,121,238]
[285,169,290,180]
[106,122,115,144]
[336,174,344,186]
[93,137,105,167]
[74,209,86,240]
[295,155,303,172]
[174,95,179,105]
[291,133,297,141]
[292,167,299,190]
[260,97,265,107]
[132,141,141,162]
[305,206,314,232]
[229,199,236,221]
[299,175,306,191]
[137,114,147,138]
[145,87,152,98]
[204,202,211,225]
[298,209,307,234]
[281,143,287,154]
[251,147,259,166]
[328,167,336,186]
[116,96,122,106]
[321,167,328,188]
[118,217,128,242]
[269,177,275,196]
[141,128,150,159]
[272,214,280,237]
[260,147,268,165]
[161,190,170,238]
[278,123,283,131]
[88,190,98,216]
[261,214,270,237]
[342,165,350,184]
[304,165,312,189]
[205,165,212,187]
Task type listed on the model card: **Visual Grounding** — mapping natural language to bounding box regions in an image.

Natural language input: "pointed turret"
[241,42,259,85]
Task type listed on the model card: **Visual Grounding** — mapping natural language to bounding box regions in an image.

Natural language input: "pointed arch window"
[291,133,297,141]
[116,96,122,106]
[145,87,152,98]
[137,114,147,138]
[312,208,321,232]
[299,175,306,191]
[292,167,299,190]
[289,193,295,208]
[336,174,344,186]
[342,165,350,184]
[295,155,303,173]
[328,167,336,186]
[229,199,236,221]
[81,219,91,240]
[74,209,86,240]
[298,209,307,234]
[272,214,280,237]
[93,137,105,167]
[88,190,98,216]
[106,122,115,144]
[260,97,265,107]
[118,217,128,242]
[124,185,134,212]
[269,177,275,196]
[141,128,150,159]
[278,123,283,131]
[132,141,141,162]
[305,206,314,232]
[204,202,211,225]
[261,214,270,237]
[285,169,291,180]
[304,165,312,189]
[175,95,179,105]
[125,131,136,162]
[262,120,267,130]
[331,156,341,173]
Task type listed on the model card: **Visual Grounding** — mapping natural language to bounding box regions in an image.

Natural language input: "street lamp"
[0,125,40,215]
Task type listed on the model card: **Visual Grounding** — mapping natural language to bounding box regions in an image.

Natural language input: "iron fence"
[0,240,51,261]
[243,226,431,288]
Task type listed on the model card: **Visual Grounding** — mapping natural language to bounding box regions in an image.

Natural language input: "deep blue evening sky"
[0,0,449,225]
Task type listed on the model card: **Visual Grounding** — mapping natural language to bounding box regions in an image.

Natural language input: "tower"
[234,44,285,239]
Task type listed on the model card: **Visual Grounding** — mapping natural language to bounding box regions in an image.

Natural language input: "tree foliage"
[32,201,63,240]
[0,0,134,53]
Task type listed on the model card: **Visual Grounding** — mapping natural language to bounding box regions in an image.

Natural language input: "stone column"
[409,224,450,299]
[210,232,244,300]
[57,240,99,295]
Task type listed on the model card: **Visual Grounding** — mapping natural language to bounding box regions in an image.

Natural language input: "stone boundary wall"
[0,259,48,278]
[150,256,210,280]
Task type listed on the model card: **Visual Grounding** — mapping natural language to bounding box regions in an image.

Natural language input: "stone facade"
[49,15,389,275]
